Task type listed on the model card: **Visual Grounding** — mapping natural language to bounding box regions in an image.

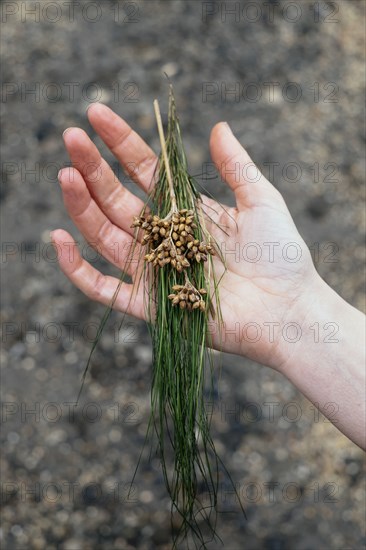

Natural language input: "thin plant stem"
[153,98,178,213]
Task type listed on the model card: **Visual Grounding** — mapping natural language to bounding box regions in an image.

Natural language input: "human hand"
[52,103,322,372]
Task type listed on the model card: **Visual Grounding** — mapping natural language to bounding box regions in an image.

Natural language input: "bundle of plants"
[79,86,245,548]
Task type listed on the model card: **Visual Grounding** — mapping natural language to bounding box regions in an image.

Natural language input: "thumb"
[209,122,282,210]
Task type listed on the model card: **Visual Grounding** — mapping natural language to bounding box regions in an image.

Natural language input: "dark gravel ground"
[1,1,365,549]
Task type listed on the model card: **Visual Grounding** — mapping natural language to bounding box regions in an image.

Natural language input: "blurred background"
[1,1,365,548]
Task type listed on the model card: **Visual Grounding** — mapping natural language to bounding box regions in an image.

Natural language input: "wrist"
[275,274,348,375]
[275,274,365,448]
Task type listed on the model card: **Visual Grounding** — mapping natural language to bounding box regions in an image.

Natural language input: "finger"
[209,122,282,210]
[51,229,146,321]
[62,127,145,234]
[58,167,142,273]
[87,103,158,193]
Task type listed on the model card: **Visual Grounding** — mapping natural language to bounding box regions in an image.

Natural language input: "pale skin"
[52,103,365,450]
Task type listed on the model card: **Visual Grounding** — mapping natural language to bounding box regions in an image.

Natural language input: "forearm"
[279,277,365,449]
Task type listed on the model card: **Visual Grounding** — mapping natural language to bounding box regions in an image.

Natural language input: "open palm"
[53,104,319,370]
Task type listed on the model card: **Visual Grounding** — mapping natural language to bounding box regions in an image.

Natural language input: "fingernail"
[50,231,55,241]
[87,102,103,114]
[57,169,63,183]
[223,122,233,134]
[62,127,73,138]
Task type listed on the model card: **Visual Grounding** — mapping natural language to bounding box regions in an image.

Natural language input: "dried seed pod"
[168,279,208,314]
[140,204,215,293]
[172,284,184,291]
